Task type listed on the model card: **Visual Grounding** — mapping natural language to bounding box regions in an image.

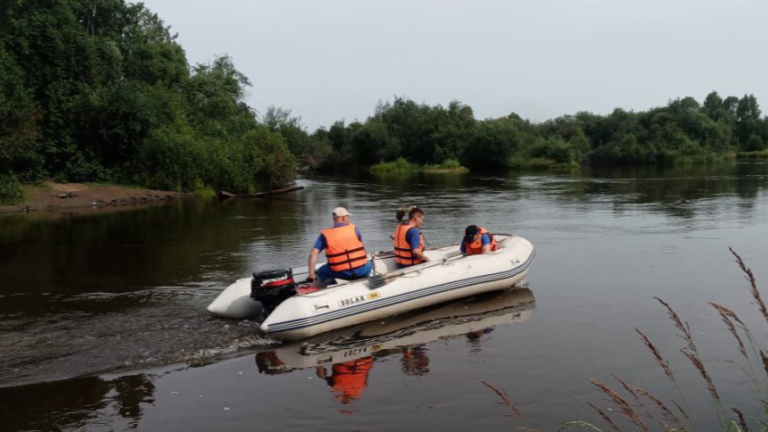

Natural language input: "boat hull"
[261,236,535,341]
[266,268,530,341]
[262,288,535,372]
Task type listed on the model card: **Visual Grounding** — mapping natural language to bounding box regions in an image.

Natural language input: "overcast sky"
[142,0,768,130]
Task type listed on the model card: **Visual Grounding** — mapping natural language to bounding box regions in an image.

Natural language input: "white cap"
[333,207,351,217]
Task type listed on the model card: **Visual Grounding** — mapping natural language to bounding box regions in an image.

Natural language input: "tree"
[744,134,765,152]
[461,118,521,170]
[736,94,761,146]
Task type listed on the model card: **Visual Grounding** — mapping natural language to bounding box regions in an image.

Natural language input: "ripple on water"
[0,288,275,387]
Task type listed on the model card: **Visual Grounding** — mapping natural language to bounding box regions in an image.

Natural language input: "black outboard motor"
[250,268,297,315]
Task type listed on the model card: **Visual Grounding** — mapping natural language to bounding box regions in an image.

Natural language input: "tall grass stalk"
[479,378,522,418]
[584,400,621,432]
[558,421,608,432]
[580,249,767,431]
[589,379,650,431]
[654,297,725,427]
[486,248,768,432]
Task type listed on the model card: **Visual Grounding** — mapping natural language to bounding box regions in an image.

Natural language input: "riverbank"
[0,181,193,216]
[370,158,469,175]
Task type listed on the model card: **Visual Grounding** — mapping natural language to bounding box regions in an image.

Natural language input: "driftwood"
[217,185,304,200]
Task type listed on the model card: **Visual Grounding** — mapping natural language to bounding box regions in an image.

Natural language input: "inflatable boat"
[207,234,535,341]
[255,288,536,374]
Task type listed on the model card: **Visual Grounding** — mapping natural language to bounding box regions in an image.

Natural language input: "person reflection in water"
[255,352,293,375]
[467,327,495,353]
[401,346,430,376]
[315,357,374,405]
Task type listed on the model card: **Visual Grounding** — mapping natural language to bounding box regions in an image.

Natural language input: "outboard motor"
[250,268,297,315]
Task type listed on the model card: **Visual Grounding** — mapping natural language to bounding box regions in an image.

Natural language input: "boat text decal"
[338,295,366,307]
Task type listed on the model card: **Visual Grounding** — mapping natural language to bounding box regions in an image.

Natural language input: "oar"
[368,252,464,289]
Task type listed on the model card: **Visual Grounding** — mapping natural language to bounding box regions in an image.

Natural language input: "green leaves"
[0,1,296,193]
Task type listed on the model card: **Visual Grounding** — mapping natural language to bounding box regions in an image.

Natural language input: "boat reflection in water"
[255,288,535,406]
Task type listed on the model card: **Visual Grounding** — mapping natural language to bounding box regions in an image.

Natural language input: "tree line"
[1,0,295,203]
[275,92,768,173]
[2,0,768,204]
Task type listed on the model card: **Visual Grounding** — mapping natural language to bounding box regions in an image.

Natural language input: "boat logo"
[342,347,369,358]
[338,295,366,307]
[367,291,381,300]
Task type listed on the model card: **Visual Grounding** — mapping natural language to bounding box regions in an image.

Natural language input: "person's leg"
[351,261,373,279]
[316,264,337,286]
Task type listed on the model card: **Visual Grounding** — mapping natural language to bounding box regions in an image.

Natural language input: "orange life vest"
[331,358,374,402]
[394,223,424,266]
[464,227,497,255]
[322,224,368,272]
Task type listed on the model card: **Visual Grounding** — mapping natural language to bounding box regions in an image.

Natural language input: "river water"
[1,162,768,431]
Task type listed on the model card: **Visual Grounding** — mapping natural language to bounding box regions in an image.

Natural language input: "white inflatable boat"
[207,234,535,341]
[255,288,536,374]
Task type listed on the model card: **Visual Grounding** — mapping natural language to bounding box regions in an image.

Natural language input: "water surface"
[1,162,768,431]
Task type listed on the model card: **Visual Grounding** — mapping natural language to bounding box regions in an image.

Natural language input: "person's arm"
[481,234,492,254]
[308,234,325,281]
[413,249,430,262]
[460,240,467,255]
[308,248,320,281]
[409,229,430,262]
[315,365,327,379]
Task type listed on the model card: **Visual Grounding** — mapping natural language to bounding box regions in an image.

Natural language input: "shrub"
[0,174,24,205]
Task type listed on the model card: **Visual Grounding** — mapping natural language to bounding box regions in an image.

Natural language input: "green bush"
[0,1,296,193]
[0,175,25,205]
[370,158,420,174]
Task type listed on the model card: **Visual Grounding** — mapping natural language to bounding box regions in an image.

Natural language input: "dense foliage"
[0,0,295,202]
[2,0,768,204]
[284,93,768,173]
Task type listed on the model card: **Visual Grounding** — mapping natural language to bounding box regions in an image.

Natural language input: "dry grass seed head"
[589,379,650,432]
[760,351,768,382]
[584,400,621,432]
[710,302,748,358]
[630,385,681,425]
[478,378,521,418]
[654,297,696,352]
[679,349,720,402]
[730,247,768,327]
[635,328,674,381]
[732,407,750,432]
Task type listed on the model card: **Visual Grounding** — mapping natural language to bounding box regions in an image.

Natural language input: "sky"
[142,0,768,130]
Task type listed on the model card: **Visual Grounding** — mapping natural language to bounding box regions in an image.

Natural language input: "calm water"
[1,162,768,431]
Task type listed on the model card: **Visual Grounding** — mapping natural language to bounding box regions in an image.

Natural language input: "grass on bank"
[370,158,469,174]
[480,248,768,431]
[738,149,768,159]
[509,156,580,171]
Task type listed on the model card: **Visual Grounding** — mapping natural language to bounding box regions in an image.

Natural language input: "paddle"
[368,251,464,289]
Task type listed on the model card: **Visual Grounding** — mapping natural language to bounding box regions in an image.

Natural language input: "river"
[1,162,768,431]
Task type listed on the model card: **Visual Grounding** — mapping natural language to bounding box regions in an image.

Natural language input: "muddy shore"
[0,182,193,216]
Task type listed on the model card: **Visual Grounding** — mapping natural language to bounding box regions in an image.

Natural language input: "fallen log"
[217,185,304,200]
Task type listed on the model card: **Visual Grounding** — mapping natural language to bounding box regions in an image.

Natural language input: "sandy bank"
[0,182,193,216]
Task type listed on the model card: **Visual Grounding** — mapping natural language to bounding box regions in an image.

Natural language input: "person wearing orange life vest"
[307,207,372,286]
[461,225,497,255]
[394,207,430,268]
